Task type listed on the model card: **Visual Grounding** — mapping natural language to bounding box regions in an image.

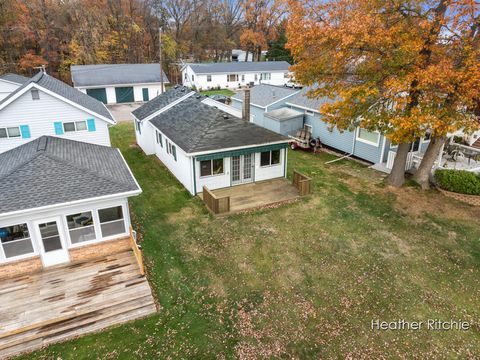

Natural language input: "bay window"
[0,223,34,259]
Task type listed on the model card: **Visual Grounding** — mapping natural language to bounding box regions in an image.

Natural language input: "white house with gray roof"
[0,71,115,154]
[0,73,29,100]
[0,136,141,273]
[182,61,291,90]
[71,64,170,104]
[132,85,290,195]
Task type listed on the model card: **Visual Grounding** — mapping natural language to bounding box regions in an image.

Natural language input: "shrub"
[435,169,480,195]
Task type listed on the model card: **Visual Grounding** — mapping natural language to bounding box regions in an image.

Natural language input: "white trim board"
[0,82,116,125]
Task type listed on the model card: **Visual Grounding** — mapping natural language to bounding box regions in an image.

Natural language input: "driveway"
[107,103,142,123]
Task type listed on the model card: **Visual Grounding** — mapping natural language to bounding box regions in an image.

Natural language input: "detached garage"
[71,64,170,105]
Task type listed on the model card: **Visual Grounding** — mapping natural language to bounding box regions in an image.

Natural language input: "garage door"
[115,87,134,103]
[86,88,107,104]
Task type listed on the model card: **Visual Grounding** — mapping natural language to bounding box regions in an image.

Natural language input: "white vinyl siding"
[0,88,111,154]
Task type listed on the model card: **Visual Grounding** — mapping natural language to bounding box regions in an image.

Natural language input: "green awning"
[195,143,288,161]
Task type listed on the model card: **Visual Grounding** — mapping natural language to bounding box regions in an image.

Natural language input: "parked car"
[210,94,230,104]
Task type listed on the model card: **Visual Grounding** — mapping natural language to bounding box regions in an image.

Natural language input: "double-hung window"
[260,150,281,167]
[227,74,238,82]
[0,127,21,139]
[156,130,163,147]
[260,73,271,81]
[66,212,96,244]
[356,128,380,146]
[63,121,87,133]
[200,158,224,177]
[0,223,34,259]
[98,206,126,238]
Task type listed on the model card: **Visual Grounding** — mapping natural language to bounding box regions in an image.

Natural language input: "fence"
[202,186,231,214]
[292,170,312,196]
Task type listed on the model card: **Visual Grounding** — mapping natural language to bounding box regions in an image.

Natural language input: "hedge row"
[435,169,480,195]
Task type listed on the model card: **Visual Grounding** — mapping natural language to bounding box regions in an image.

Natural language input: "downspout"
[192,157,197,195]
[325,127,357,164]
[284,148,288,178]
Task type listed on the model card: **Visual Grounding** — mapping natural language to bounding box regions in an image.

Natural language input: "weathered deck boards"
[200,178,300,213]
[0,250,156,359]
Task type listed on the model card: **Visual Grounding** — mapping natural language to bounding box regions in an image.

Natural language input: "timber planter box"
[436,186,480,206]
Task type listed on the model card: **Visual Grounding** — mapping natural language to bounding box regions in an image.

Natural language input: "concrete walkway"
[107,103,142,123]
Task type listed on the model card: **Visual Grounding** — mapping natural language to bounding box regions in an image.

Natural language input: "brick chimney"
[242,89,250,122]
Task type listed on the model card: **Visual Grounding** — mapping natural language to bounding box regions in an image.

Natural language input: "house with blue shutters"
[0,71,115,154]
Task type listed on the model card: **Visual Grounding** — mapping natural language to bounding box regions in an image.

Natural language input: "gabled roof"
[71,64,170,87]
[285,86,332,112]
[232,84,299,107]
[148,94,288,154]
[186,61,291,74]
[0,136,140,215]
[0,72,114,123]
[132,85,193,121]
[0,73,30,85]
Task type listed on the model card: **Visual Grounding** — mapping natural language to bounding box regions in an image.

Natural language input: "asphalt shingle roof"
[0,136,140,215]
[286,86,332,112]
[0,73,30,85]
[232,84,299,107]
[71,64,170,87]
[149,94,288,153]
[132,85,192,120]
[187,61,291,74]
[0,72,114,122]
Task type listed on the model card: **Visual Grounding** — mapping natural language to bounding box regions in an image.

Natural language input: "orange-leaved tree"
[287,0,480,188]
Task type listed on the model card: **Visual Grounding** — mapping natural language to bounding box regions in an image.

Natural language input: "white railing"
[386,151,418,170]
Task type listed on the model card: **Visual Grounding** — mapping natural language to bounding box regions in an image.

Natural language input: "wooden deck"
[199,178,300,213]
[0,250,156,359]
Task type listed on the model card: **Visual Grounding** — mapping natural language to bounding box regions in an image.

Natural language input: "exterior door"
[36,218,69,267]
[231,154,254,185]
[142,88,149,101]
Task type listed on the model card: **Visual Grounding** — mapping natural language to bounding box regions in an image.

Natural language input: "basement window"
[0,223,34,259]
[200,158,224,177]
[260,150,281,167]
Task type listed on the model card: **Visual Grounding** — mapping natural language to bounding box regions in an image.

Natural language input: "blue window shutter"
[20,125,31,138]
[87,118,96,132]
[54,122,64,135]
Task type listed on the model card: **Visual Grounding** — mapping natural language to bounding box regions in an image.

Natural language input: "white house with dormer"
[0,71,115,154]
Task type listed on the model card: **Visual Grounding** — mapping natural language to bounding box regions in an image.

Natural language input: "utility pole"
[159,27,164,93]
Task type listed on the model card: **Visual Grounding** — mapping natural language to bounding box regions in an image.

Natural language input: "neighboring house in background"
[182,61,291,90]
[234,85,433,169]
[0,73,29,100]
[0,71,115,154]
[0,136,141,276]
[231,49,253,62]
[71,64,170,104]
[231,84,300,132]
[132,85,289,195]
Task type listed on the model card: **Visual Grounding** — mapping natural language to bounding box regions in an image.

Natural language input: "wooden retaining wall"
[203,186,230,214]
[293,170,312,196]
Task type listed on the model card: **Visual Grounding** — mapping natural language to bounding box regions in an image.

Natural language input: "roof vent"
[174,85,179,89]
[222,114,229,119]
[196,95,201,99]
[181,88,186,92]
[37,136,48,152]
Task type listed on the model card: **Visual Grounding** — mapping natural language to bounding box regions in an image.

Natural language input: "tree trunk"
[412,136,447,189]
[387,142,411,187]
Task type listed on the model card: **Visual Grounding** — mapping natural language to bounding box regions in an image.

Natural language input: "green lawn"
[21,123,480,359]
[200,88,236,97]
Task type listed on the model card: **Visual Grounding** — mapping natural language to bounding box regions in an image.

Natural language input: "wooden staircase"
[0,250,156,359]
